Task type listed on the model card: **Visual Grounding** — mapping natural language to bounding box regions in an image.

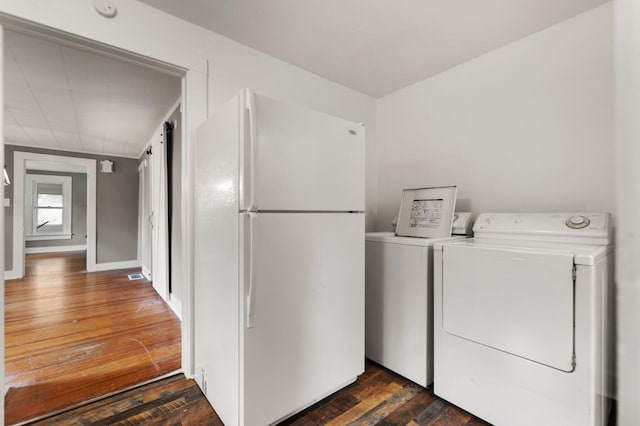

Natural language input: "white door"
[241,212,364,426]
[150,128,169,301]
[138,159,152,280]
[442,244,575,371]
[241,90,365,212]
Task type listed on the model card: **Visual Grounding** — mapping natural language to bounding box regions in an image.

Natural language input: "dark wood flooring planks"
[5,252,181,425]
[281,361,489,426]
[29,374,221,426]
[36,361,489,425]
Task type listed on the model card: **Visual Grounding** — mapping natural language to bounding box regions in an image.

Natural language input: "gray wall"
[5,145,139,269]
[24,170,87,249]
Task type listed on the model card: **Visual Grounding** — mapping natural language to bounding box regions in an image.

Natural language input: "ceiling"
[138,0,608,98]
[3,2,609,158]
[4,30,181,158]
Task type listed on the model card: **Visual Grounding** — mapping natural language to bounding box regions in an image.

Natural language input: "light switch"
[3,198,10,207]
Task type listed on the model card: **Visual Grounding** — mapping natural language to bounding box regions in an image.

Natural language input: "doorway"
[9,152,97,279]
[1,22,189,422]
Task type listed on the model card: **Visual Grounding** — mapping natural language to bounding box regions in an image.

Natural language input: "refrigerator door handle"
[244,89,258,212]
[246,212,257,328]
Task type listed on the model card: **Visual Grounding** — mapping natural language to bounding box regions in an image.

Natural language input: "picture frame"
[395,186,458,238]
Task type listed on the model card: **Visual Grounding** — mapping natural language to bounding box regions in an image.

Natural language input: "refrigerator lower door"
[241,212,364,426]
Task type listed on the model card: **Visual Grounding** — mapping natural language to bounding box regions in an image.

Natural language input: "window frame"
[24,174,73,241]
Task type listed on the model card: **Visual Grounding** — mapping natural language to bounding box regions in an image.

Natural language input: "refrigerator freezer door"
[241,212,365,426]
[244,91,365,212]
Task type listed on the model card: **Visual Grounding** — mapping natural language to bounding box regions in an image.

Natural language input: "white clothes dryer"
[365,213,473,387]
[433,213,613,426]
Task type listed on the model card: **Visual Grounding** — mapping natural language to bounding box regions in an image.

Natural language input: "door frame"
[149,123,170,302]
[615,0,640,423]
[10,152,96,278]
[138,158,152,281]
[0,7,208,390]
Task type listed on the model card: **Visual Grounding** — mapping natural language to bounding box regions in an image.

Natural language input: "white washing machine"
[365,213,473,387]
[434,213,613,426]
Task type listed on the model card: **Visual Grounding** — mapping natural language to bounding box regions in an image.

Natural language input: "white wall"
[375,3,613,230]
[615,0,640,423]
[0,0,378,229]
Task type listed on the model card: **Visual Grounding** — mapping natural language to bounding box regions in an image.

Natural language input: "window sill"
[25,234,73,241]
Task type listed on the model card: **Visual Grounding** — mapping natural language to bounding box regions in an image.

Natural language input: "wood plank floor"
[34,361,491,425]
[5,252,181,425]
[281,361,490,426]
[29,374,220,426]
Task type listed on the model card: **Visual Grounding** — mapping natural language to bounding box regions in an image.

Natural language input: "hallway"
[4,252,181,425]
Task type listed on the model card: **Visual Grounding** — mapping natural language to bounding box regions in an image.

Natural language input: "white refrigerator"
[194,89,365,426]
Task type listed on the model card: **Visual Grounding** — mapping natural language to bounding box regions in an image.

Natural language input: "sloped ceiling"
[138,0,609,98]
[4,30,181,158]
[4,1,610,157]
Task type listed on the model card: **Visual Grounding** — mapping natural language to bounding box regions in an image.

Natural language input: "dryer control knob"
[566,215,590,229]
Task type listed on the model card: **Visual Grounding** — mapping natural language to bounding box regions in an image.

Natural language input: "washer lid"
[365,232,467,247]
[436,238,610,265]
[472,213,611,246]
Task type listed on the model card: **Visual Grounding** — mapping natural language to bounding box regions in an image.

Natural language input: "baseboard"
[4,270,20,280]
[168,296,182,320]
[25,245,87,254]
[90,260,141,272]
[141,266,152,281]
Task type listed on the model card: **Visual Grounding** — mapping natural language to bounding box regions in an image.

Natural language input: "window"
[25,174,72,240]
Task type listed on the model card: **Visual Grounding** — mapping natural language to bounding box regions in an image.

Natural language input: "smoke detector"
[93,0,117,18]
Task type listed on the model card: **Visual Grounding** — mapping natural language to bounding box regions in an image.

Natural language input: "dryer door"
[442,244,575,372]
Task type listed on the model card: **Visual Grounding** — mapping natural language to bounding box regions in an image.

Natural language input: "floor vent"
[128,273,144,280]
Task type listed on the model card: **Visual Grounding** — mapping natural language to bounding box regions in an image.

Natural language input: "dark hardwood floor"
[281,361,489,426]
[34,360,490,425]
[29,374,220,426]
[5,252,181,425]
